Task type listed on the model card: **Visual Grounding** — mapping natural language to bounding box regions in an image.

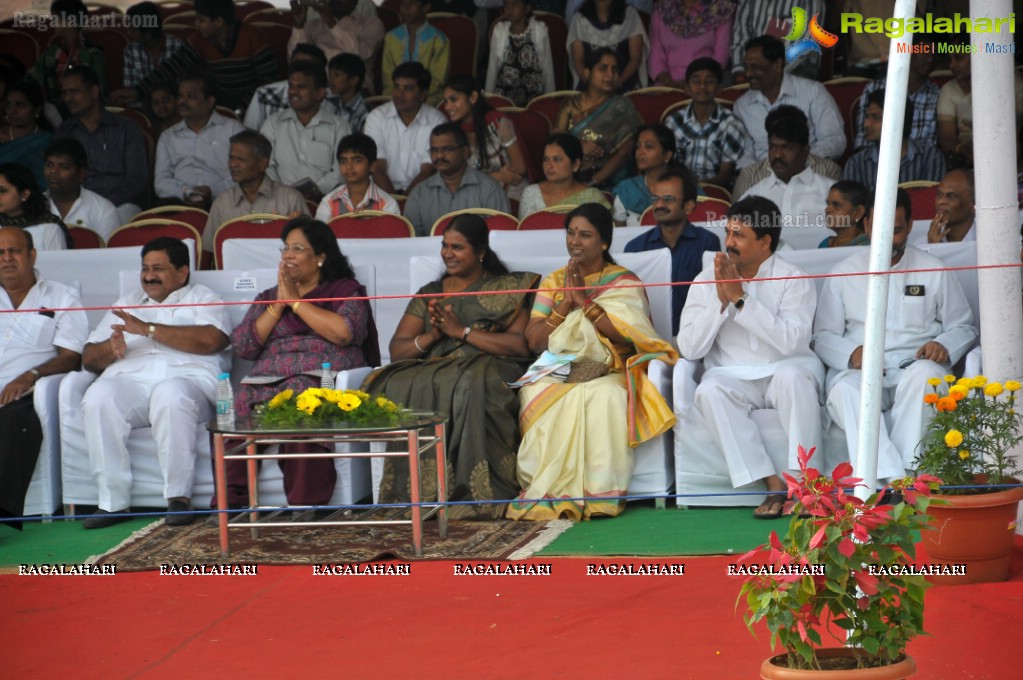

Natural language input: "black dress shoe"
[82,509,131,529]
[165,499,197,527]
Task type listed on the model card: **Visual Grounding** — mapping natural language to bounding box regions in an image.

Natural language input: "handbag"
[565,359,610,383]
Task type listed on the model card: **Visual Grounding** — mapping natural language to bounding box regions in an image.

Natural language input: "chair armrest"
[58,370,99,418]
[32,374,64,424]
[672,358,701,411]
[335,366,375,390]
[964,346,982,376]
[648,358,673,402]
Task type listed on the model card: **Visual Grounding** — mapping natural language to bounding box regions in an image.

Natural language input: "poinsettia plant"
[738,446,940,671]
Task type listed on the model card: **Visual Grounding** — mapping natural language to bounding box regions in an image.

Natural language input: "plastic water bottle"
[321,362,333,390]
[216,372,235,427]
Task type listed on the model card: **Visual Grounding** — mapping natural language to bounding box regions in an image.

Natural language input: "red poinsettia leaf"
[854,569,879,595]
[809,526,828,549]
[838,538,856,558]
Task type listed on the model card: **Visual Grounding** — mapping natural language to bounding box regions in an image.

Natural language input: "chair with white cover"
[59,267,376,511]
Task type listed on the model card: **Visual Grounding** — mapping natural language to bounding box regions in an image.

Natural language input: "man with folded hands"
[0,227,88,530]
[77,237,231,528]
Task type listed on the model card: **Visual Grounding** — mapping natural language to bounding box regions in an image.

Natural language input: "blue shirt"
[624,222,720,335]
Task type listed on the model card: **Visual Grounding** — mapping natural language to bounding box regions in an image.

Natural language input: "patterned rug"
[91,511,571,572]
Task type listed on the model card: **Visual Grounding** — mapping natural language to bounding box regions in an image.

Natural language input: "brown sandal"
[753,494,786,520]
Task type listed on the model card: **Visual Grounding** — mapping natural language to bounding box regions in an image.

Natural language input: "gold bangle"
[549,309,566,323]
[545,314,564,329]
[291,301,302,313]
[591,310,607,325]
[267,305,281,320]
[585,303,604,322]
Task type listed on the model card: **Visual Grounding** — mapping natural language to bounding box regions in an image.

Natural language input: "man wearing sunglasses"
[624,166,720,335]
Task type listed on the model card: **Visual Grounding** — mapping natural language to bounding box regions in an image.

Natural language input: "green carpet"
[0,518,159,568]
[536,506,775,556]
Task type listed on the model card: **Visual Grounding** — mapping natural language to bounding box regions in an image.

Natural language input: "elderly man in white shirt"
[154,71,245,209]
[363,61,447,195]
[77,237,231,529]
[812,189,978,479]
[260,60,350,203]
[733,35,845,168]
[0,227,88,529]
[740,105,832,250]
[678,196,823,519]
[44,138,120,242]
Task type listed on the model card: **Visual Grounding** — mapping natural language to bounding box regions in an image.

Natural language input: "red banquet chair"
[68,226,105,249]
[427,13,478,79]
[213,213,291,269]
[430,208,518,236]
[533,11,569,91]
[699,183,732,203]
[107,219,201,265]
[242,7,293,26]
[517,204,576,230]
[525,90,576,127]
[625,87,687,126]
[133,205,208,232]
[0,30,39,70]
[499,107,551,183]
[687,196,730,224]
[328,211,415,238]
[899,181,939,222]
[823,76,871,164]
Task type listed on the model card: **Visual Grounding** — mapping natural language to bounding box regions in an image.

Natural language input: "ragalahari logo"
[784,7,839,63]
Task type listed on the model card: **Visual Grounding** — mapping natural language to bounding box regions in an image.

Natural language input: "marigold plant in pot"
[914,375,1023,584]
[738,446,939,678]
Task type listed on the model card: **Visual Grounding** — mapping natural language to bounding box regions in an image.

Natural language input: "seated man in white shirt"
[44,138,119,242]
[927,168,975,243]
[678,196,823,519]
[315,132,400,220]
[288,0,384,87]
[733,35,845,167]
[740,105,832,249]
[260,60,351,203]
[0,227,87,529]
[154,70,245,210]
[242,43,328,132]
[363,61,447,195]
[78,237,231,528]
[813,188,978,478]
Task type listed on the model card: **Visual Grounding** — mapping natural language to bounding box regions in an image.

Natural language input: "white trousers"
[825,359,943,480]
[115,202,141,225]
[694,365,823,488]
[82,374,214,511]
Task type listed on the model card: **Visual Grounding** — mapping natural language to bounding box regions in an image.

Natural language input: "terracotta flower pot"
[922,478,1023,585]
[760,650,916,679]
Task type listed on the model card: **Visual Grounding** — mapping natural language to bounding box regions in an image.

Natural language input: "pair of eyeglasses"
[650,195,680,204]
[279,244,310,254]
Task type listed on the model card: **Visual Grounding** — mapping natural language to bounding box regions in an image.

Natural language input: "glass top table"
[209,411,448,557]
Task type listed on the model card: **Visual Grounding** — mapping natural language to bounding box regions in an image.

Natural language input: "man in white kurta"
[678,196,823,517]
[78,237,230,528]
[0,227,87,528]
[812,195,977,478]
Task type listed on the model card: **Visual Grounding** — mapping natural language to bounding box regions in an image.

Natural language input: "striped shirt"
[664,103,749,182]
[123,33,186,88]
[842,140,946,189]
[853,78,940,148]
[733,73,846,166]
[730,0,825,77]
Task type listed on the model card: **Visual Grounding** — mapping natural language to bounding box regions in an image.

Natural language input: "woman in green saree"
[554,47,642,189]
[362,214,539,518]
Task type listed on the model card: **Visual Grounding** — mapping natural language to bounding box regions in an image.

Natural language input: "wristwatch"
[462,326,472,341]
[734,293,749,310]
[147,323,157,338]
[29,368,40,382]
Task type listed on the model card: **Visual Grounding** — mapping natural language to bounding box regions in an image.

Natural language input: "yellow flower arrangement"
[256,386,401,428]
[917,375,1023,494]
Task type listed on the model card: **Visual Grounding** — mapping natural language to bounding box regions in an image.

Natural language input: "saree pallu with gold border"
[507,264,678,521]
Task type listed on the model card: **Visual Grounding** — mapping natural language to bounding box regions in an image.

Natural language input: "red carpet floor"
[5,552,1023,679]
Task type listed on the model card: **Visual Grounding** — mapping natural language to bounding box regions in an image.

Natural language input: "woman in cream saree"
[508,203,677,521]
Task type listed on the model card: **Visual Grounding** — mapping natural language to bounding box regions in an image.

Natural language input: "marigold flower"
[959,449,970,460]
[354,390,371,400]
[948,385,969,401]
[985,383,1004,398]
[956,377,971,387]
[927,377,941,387]
[1006,380,1022,392]
[945,429,964,448]
[337,393,362,412]
[936,396,957,412]
[971,375,988,388]
[923,393,939,405]
[268,389,293,409]
[944,374,956,383]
